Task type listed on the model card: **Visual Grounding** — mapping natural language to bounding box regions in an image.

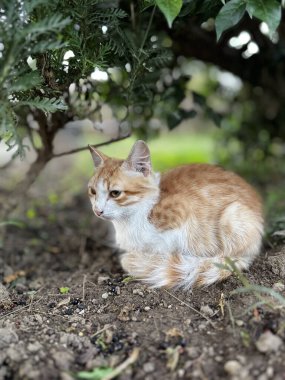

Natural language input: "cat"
[88,140,264,289]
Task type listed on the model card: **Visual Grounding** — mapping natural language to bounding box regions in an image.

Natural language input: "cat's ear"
[88,145,107,168]
[122,140,152,176]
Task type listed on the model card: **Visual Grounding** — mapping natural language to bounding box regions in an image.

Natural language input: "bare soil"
[1,195,285,380]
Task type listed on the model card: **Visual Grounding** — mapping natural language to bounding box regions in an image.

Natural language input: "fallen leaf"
[4,270,26,284]
[56,297,71,308]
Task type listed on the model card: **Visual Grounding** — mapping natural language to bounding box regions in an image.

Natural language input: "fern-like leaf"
[23,14,71,37]
[10,71,43,92]
[15,97,67,113]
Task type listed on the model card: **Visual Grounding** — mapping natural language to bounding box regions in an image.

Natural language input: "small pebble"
[200,305,214,316]
[236,320,244,327]
[144,306,151,311]
[133,289,144,296]
[143,362,155,373]
[101,293,109,299]
[97,275,110,285]
[178,369,185,377]
[266,367,274,377]
[27,342,42,353]
[255,331,283,353]
[224,360,242,375]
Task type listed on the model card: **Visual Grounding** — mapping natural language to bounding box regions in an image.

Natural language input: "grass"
[99,132,215,171]
[220,259,285,312]
[68,130,214,184]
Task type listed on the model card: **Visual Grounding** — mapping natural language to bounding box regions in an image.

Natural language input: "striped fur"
[88,141,264,289]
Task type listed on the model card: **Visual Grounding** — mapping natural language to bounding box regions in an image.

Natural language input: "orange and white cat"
[88,140,263,289]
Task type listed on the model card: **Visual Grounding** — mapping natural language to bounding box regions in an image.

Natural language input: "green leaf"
[155,0,183,27]
[59,287,70,294]
[15,97,67,113]
[122,276,135,284]
[215,0,246,40]
[231,284,285,306]
[167,109,197,130]
[246,0,281,37]
[76,367,113,380]
[10,71,42,92]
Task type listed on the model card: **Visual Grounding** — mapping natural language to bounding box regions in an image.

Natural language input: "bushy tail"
[147,254,255,289]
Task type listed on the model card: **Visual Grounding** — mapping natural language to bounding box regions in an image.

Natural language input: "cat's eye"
[110,190,121,198]
[89,187,96,196]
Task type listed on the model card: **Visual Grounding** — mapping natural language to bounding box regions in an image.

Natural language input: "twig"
[29,287,43,312]
[103,348,140,380]
[225,300,236,335]
[51,133,131,159]
[164,290,216,329]
[139,5,156,55]
[91,323,114,338]
[130,2,135,30]
[82,274,87,301]
[0,296,44,320]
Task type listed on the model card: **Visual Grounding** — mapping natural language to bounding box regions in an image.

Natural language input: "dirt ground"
[1,195,285,380]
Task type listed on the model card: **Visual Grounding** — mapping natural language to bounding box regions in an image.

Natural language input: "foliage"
[76,367,113,380]
[0,0,284,220]
[59,286,70,294]
[0,0,70,158]
[219,258,285,311]
[216,0,282,39]
[156,0,183,27]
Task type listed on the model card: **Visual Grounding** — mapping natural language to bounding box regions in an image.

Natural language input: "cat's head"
[88,140,159,221]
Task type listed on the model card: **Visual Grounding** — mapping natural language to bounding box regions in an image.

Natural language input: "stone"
[27,341,42,353]
[51,349,74,370]
[0,328,18,349]
[0,284,13,309]
[133,289,144,296]
[267,254,285,278]
[255,331,283,353]
[29,278,44,291]
[143,362,155,373]
[101,292,109,299]
[97,275,110,285]
[200,305,214,316]
[6,344,26,363]
[224,360,242,375]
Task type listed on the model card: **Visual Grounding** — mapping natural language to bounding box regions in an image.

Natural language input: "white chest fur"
[113,205,187,255]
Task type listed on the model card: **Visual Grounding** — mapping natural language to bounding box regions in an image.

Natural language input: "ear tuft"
[122,140,152,176]
[88,145,106,168]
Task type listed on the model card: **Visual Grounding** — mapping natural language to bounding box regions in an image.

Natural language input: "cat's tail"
[147,253,257,289]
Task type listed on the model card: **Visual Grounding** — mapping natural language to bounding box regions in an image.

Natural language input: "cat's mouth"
[95,213,112,221]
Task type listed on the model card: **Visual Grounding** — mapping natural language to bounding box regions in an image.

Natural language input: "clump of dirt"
[0,195,285,380]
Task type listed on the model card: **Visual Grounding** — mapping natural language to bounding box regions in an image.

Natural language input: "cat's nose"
[95,209,103,216]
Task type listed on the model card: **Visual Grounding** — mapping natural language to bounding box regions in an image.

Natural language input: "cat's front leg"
[120,251,152,278]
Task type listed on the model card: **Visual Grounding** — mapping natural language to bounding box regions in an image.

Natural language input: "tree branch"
[51,133,131,159]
